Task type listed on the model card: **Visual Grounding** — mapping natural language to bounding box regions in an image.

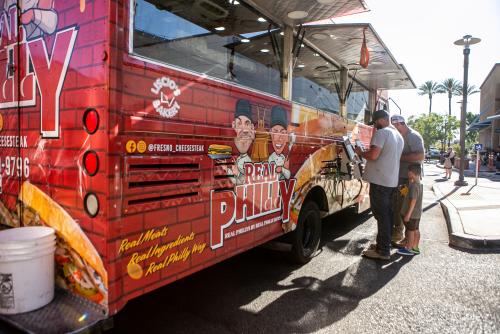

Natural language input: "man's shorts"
[402,216,420,231]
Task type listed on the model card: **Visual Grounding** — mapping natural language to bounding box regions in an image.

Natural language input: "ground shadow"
[321,208,373,248]
[243,255,412,333]
[433,178,448,183]
[109,209,410,334]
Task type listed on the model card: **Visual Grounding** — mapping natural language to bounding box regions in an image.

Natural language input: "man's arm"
[354,129,385,161]
[355,145,382,161]
[401,151,425,162]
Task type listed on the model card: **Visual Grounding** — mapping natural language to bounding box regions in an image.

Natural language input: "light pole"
[454,35,480,186]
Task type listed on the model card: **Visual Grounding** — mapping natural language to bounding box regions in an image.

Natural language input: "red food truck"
[0,0,414,332]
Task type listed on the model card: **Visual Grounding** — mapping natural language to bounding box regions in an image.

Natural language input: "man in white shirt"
[355,109,404,260]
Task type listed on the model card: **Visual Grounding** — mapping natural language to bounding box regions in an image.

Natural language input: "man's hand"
[284,159,290,169]
[404,214,411,223]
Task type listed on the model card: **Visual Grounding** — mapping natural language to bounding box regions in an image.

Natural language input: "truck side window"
[132,0,282,96]
[346,81,369,122]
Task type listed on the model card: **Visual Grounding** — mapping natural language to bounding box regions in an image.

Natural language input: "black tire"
[289,201,321,264]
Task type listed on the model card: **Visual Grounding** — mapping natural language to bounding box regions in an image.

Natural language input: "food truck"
[0,0,414,332]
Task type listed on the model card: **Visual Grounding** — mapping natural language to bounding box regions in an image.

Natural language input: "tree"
[407,113,459,151]
[455,83,480,98]
[417,81,441,114]
[437,78,461,147]
[465,112,479,149]
[437,78,461,116]
[442,115,460,149]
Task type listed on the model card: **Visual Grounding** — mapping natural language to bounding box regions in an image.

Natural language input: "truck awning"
[300,23,416,91]
[249,0,369,26]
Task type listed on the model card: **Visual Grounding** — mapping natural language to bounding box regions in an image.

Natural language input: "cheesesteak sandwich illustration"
[18,181,108,305]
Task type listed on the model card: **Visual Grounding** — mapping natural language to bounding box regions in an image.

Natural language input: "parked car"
[426,148,440,160]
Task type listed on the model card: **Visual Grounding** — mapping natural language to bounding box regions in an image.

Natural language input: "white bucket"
[0,227,56,314]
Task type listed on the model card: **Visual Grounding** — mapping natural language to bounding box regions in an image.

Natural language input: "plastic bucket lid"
[0,227,55,247]
[0,235,56,250]
[0,241,56,257]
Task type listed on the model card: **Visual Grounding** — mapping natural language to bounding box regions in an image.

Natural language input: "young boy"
[397,164,423,256]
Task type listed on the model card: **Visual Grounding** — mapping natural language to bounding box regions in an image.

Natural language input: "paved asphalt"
[1,163,499,333]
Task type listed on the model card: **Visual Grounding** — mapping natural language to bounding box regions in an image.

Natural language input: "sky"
[335,0,500,120]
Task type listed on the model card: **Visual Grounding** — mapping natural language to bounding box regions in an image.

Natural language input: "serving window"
[291,45,340,114]
[132,0,282,96]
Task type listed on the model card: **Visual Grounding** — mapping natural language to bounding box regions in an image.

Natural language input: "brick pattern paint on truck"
[0,0,372,319]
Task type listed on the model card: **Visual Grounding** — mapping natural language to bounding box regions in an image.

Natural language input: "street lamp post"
[454,35,481,186]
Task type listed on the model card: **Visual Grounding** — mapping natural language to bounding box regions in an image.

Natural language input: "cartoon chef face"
[270,124,288,155]
[233,99,255,155]
[269,105,289,156]
[233,115,255,155]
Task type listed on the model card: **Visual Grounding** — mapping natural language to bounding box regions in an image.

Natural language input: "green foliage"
[413,77,480,152]
[407,113,460,151]
[455,83,480,97]
[452,143,462,157]
[437,78,461,116]
[465,112,479,149]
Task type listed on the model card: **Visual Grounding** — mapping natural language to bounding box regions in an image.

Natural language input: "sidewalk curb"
[432,184,500,251]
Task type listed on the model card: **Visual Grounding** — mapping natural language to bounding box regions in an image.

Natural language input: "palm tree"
[418,81,440,114]
[437,78,461,148]
[455,83,480,97]
[437,78,461,116]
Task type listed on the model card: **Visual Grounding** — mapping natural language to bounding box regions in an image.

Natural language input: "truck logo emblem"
[151,76,181,119]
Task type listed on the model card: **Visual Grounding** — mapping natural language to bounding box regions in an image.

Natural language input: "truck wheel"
[289,201,321,264]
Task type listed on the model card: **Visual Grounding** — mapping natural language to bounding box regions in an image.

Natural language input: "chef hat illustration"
[271,105,288,128]
[235,99,253,122]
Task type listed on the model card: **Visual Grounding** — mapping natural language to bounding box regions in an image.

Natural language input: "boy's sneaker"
[411,247,420,255]
[391,239,407,248]
[396,248,414,256]
[362,249,390,260]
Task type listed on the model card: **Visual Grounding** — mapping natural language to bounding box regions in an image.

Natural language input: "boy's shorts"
[402,216,420,231]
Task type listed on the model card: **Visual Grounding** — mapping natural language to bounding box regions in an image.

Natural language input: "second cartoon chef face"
[271,124,288,155]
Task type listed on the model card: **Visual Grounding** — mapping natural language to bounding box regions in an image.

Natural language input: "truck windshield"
[132,0,282,96]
